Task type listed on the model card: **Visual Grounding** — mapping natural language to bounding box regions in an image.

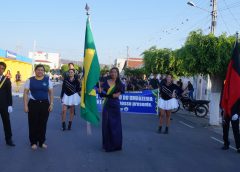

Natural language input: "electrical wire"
[219,1,240,11]
[218,9,231,35]
[221,0,240,28]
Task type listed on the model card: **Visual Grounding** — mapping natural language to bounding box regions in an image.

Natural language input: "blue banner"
[97,89,159,114]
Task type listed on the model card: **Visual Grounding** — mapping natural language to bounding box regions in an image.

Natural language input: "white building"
[114,58,126,72]
[29,51,60,69]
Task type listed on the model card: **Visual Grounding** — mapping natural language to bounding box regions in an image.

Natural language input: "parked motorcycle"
[172,96,210,118]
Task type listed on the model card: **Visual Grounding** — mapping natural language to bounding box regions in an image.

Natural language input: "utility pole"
[209,0,220,125]
[33,40,36,52]
[210,0,217,34]
[126,46,129,67]
[207,0,217,100]
[126,46,129,59]
[32,40,37,75]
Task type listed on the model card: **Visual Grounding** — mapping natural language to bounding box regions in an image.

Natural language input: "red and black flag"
[221,36,240,116]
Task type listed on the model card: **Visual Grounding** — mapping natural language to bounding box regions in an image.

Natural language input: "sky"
[1,0,240,65]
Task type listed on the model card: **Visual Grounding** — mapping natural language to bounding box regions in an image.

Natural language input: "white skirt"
[62,93,80,106]
[158,97,179,110]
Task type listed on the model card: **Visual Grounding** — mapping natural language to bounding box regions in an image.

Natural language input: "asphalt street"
[0,84,239,172]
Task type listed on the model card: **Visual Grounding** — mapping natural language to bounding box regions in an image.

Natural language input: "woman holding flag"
[99,67,125,152]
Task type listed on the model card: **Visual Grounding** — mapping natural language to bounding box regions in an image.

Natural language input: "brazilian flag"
[80,17,100,124]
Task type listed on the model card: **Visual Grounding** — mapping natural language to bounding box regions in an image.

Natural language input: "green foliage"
[60,64,82,74]
[177,30,235,78]
[142,46,158,75]
[124,67,145,77]
[142,47,184,77]
[77,65,82,73]
[100,65,110,75]
[43,65,50,73]
[142,30,236,80]
[61,64,69,74]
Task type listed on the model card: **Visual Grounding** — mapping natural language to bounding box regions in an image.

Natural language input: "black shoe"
[105,147,122,152]
[68,121,72,130]
[62,122,66,131]
[6,140,15,147]
[164,127,169,134]
[157,126,162,133]
[221,145,229,150]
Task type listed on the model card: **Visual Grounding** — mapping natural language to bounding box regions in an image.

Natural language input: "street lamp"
[187,1,217,34]
[187,1,195,7]
[187,1,210,13]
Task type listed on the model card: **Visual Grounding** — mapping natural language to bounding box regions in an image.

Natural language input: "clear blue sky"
[0,0,240,64]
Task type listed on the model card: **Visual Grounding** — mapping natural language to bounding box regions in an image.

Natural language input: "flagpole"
[85,3,90,16]
[85,3,92,135]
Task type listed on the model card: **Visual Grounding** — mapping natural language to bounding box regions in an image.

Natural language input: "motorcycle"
[172,95,210,118]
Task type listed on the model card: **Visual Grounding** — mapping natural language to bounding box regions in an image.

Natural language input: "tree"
[43,65,50,73]
[142,31,235,87]
[60,64,82,76]
[124,67,145,78]
[77,65,82,73]
[60,64,69,75]
[177,30,235,91]
[142,46,158,75]
[142,46,184,77]
[100,65,110,75]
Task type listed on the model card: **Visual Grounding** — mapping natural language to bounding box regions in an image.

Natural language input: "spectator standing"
[149,74,160,90]
[15,71,21,92]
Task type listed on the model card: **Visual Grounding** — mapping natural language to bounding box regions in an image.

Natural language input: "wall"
[0,49,32,81]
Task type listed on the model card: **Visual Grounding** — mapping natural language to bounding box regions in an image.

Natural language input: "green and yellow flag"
[80,17,100,124]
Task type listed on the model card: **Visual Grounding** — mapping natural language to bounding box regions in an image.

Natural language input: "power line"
[218,9,231,35]
[133,12,211,54]
[150,14,211,50]
[170,16,212,48]
[219,1,240,11]
[221,0,240,28]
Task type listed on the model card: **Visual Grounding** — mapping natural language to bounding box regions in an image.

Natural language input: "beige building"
[29,51,60,69]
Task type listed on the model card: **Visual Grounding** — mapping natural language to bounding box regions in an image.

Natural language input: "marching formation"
[0,6,239,157]
[0,60,239,154]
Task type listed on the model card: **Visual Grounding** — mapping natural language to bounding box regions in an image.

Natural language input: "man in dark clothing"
[221,93,240,153]
[159,78,167,88]
[176,81,184,97]
[178,79,183,89]
[187,81,194,99]
[0,62,15,146]
[100,72,110,84]
[149,74,160,90]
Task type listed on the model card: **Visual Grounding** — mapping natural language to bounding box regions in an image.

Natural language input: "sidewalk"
[12,80,61,97]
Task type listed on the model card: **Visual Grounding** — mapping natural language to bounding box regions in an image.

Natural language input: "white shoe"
[31,144,37,150]
[40,143,48,149]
